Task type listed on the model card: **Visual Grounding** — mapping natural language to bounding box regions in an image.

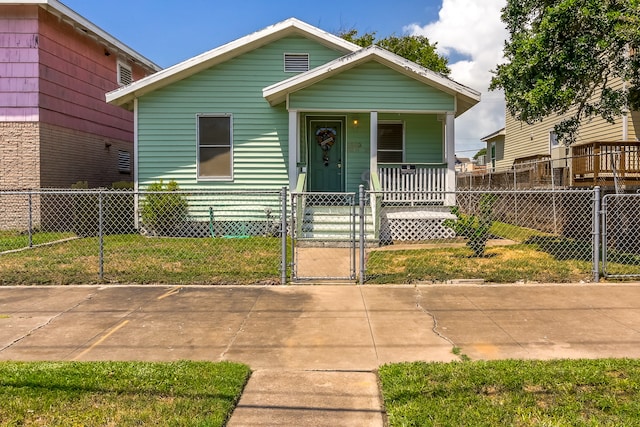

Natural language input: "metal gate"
[602,193,640,278]
[290,192,357,282]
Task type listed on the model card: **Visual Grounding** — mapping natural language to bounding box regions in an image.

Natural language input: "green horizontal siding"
[137,36,345,191]
[289,62,455,111]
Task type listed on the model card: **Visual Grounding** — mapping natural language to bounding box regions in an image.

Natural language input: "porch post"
[288,109,299,190]
[445,112,456,205]
[370,111,378,185]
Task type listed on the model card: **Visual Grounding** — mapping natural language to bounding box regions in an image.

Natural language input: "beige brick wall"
[39,123,133,188]
[0,122,41,190]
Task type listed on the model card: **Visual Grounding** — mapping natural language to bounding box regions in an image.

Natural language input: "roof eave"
[107,18,360,107]
[264,46,482,115]
[1,0,161,71]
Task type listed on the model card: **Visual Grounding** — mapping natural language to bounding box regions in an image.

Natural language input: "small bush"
[445,194,497,257]
[140,180,188,236]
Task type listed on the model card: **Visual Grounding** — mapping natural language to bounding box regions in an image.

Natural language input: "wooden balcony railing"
[571,141,640,187]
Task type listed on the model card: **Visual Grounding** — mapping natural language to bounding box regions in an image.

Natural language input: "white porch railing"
[378,164,448,203]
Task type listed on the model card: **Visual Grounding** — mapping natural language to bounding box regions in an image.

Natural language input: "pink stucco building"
[0,0,160,189]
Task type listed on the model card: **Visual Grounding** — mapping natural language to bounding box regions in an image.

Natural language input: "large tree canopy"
[340,30,450,76]
[490,0,640,144]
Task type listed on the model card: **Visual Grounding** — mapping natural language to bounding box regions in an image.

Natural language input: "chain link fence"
[602,194,640,279]
[289,192,357,281]
[2,187,638,285]
[0,189,287,285]
[458,149,640,191]
[363,189,597,284]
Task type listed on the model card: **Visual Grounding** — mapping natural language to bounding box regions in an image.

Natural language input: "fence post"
[280,186,288,285]
[359,185,365,285]
[28,192,33,248]
[593,186,600,283]
[99,190,104,280]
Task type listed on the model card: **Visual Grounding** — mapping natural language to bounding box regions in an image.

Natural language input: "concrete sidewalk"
[1,284,640,425]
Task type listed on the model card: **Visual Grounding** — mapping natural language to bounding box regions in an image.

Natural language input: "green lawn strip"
[379,359,640,427]
[489,221,552,243]
[0,230,76,252]
[366,244,591,283]
[0,234,283,285]
[0,361,250,426]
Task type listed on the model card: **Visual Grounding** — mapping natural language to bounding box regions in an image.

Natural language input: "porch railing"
[572,141,640,187]
[378,164,448,203]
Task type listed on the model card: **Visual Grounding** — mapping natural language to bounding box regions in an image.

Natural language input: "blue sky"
[61,0,507,156]
[62,0,443,68]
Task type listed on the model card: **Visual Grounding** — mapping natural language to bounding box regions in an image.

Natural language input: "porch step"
[299,206,375,240]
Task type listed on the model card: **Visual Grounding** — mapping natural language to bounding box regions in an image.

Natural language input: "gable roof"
[481,127,506,142]
[263,45,481,116]
[107,18,360,108]
[1,0,161,72]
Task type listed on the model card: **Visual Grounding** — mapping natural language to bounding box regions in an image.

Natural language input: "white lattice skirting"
[382,210,456,241]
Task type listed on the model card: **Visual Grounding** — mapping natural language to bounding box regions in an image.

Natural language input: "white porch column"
[288,109,299,190]
[445,112,456,205]
[370,111,378,187]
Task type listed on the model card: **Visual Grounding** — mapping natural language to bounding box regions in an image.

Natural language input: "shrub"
[445,194,497,257]
[140,180,188,236]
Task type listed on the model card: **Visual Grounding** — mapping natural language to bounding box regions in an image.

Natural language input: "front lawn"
[379,358,640,426]
[0,361,250,426]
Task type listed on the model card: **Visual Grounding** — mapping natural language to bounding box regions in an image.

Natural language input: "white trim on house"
[1,0,161,72]
[106,18,360,108]
[264,45,481,116]
[481,127,506,142]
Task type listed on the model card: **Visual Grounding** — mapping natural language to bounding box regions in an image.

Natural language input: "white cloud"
[405,0,508,155]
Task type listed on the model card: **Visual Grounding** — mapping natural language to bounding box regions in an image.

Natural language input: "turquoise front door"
[308,119,344,192]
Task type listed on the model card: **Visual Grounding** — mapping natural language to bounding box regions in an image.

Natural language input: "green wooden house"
[107,18,479,193]
[106,18,480,241]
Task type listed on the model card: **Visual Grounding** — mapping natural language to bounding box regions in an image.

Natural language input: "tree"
[340,30,450,76]
[490,0,640,144]
[473,148,487,160]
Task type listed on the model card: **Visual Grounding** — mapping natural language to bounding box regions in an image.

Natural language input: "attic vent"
[118,150,131,173]
[117,61,133,86]
[284,53,309,72]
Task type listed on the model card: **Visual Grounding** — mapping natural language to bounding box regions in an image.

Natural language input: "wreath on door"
[316,127,337,167]
[316,128,336,151]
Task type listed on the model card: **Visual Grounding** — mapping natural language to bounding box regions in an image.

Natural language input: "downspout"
[623,80,629,141]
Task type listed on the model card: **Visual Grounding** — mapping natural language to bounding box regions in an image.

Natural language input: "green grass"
[0,230,75,252]
[0,234,284,285]
[366,244,593,283]
[0,360,250,426]
[379,359,640,426]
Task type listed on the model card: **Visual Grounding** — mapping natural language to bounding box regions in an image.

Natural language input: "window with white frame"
[198,114,233,179]
[284,53,309,72]
[377,122,404,162]
[117,61,133,86]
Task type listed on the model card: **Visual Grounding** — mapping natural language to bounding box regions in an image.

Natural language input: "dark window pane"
[199,116,230,146]
[378,123,402,150]
[378,151,403,163]
[199,147,231,177]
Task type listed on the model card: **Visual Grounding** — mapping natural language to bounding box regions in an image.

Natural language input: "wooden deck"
[571,141,640,187]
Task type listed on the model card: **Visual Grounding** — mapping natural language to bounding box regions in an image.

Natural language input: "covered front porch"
[285,111,457,203]
[262,45,480,201]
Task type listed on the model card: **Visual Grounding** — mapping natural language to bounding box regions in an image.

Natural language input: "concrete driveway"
[2,283,640,426]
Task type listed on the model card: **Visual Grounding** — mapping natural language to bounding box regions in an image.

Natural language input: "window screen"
[198,115,232,179]
[377,122,404,163]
